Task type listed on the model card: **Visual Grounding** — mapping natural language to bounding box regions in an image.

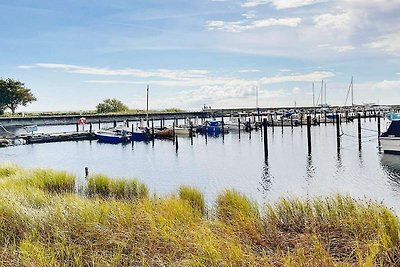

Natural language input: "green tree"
[96,98,129,113]
[0,79,37,114]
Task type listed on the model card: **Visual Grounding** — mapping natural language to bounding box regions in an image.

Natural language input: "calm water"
[2,118,400,213]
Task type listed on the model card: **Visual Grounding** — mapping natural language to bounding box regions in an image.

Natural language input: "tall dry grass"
[0,163,399,266]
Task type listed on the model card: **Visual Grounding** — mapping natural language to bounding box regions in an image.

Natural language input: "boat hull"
[132,131,151,141]
[380,137,400,154]
[96,133,130,144]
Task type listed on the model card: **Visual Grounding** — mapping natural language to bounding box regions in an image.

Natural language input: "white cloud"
[331,45,355,52]
[260,71,334,84]
[313,12,353,31]
[242,0,326,9]
[206,17,301,32]
[372,80,400,89]
[239,69,260,73]
[366,32,400,56]
[34,63,210,80]
[242,12,257,19]
[17,65,36,69]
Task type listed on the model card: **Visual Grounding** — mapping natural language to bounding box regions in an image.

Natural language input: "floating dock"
[19,131,96,144]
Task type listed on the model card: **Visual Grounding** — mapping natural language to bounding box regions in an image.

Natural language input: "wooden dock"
[19,131,96,144]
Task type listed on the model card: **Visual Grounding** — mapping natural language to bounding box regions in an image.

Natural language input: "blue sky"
[1,0,399,112]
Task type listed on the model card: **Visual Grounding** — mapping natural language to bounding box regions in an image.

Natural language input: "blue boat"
[95,130,131,144]
[131,128,152,141]
[201,121,227,135]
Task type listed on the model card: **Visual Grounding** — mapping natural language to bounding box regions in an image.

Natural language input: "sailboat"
[131,85,153,141]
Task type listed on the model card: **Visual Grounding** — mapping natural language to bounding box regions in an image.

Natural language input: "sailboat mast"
[351,76,354,106]
[146,85,149,127]
[312,82,315,111]
[324,82,327,105]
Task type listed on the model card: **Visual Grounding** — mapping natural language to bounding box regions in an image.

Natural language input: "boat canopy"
[381,120,400,138]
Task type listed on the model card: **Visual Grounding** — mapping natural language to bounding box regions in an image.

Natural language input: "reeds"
[0,163,399,266]
[87,174,149,200]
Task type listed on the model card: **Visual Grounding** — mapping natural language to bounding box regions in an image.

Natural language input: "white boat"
[174,127,191,136]
[380,120,400,154]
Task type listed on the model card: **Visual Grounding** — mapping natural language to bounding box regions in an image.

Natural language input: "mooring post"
[300,113,303,128]
[271,118,275,133]
[377,114,381,146]
[238,119,241,140]
[205,130,208,144]
[175,136,179,152]
[126,120,129,127]
[113,120,117,128]
[281,116,284,132]
[263,118,268,160]
[76,123,79,132]
[89,122,92,134]
[358,113,362,150]
[290,116,293,129]
[190,123,194,145]
[85,167,89,178]
[221,115,225,140]
[336,114,340,150]
[307,115,312,154]
[151,119,155,137]
[98,120,101,130]
[172,122,176,144]
[324,111,327,125]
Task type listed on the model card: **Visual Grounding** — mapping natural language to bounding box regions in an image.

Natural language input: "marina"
[2,111,400,213]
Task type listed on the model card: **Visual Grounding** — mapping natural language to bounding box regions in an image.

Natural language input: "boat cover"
[381,120,400,138]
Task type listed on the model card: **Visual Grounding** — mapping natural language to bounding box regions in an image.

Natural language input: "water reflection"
[381,154,400,189]
[260,160,273,192]
[305,154,316,183]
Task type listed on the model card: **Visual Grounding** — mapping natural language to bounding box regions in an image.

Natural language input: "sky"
[0,0,399,112]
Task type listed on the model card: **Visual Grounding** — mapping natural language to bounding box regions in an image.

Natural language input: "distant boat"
[201,121,228,135]
[385,112,400,121]
[380,120,400,154]
[95,130,131,144]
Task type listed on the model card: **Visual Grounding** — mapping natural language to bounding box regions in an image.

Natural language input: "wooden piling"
[76,123,79,132]
[263,119,268,160]
[336,114,340,150]
[190,123,193,145]
[281,116,284,131]
[126,120,129,127]
[324,111,327,125]
[307,115,311,154]
[175,136,179,152]
[89,122,92,134]
[98,120,101,130]
[358,113,362,150]
[290,116,293,129]
[378,115,381,146]
[238,119,241,140]
[113,120,117,128]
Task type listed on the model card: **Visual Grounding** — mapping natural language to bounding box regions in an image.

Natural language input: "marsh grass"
[87,174,148,200]
[178,186,206,216]
[0,164,399,266]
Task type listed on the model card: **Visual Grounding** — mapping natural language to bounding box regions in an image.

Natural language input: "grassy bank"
[0,163,399,266]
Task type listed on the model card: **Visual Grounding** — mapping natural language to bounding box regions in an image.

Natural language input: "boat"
[200,121,228,135]
[95,130,131,144]
[131,128,152,141]
[174,127,191,137]
[380,120,400,154]
[154,128,174,139]
[386,112,400,121]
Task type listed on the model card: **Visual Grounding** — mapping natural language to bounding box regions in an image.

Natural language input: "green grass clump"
[178,186,206,215]
[87,174,148,200]
[27,169,75,193]
[0,163,19,177]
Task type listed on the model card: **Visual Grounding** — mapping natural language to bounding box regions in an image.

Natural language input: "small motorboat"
[200,121,228,135]
[95,130,131,144]
[131,128,153,141]
[154,128,174,139]
[380,120,400,154]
